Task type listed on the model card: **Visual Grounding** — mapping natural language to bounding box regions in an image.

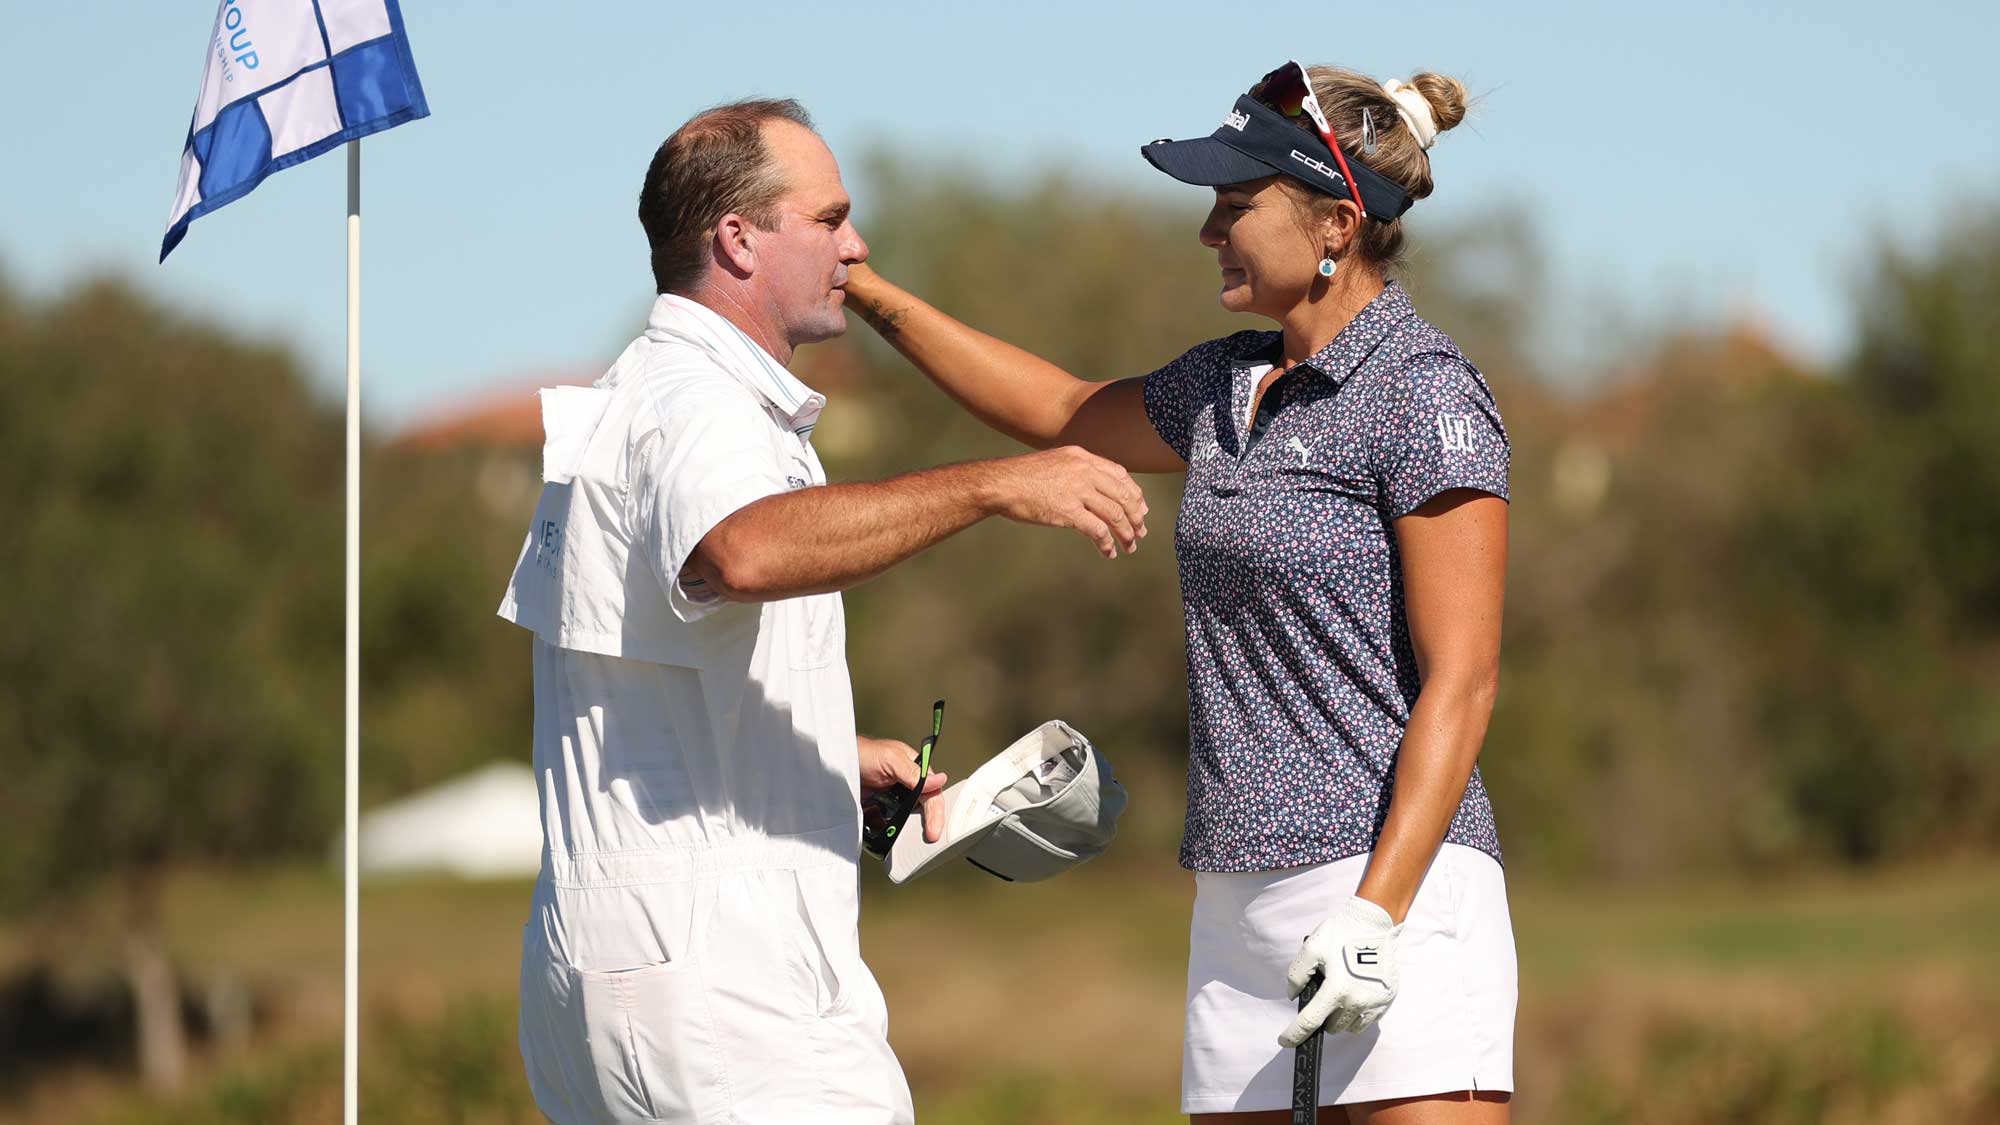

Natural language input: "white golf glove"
[1278,895,1402,1047]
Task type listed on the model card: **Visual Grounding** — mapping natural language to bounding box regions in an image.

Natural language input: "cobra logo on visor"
[1289,150,1345,186]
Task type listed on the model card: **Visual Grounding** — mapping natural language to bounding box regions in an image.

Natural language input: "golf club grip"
[1292,971,1324,1124]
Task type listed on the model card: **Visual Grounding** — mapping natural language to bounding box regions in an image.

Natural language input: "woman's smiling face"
[1198,176,1325,318]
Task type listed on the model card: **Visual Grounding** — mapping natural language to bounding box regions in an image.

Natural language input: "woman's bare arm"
[1358,489,1508,921]
[842,264,1185,474]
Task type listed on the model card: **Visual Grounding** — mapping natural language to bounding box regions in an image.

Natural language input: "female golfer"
[844,62,1514,1123]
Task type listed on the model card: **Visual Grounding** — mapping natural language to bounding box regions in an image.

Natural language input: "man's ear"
[713,213,756,277]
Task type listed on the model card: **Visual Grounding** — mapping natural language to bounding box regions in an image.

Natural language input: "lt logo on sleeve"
[1435,413,1477,454]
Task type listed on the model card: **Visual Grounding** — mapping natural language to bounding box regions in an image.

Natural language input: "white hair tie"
[1380,79,1439,151]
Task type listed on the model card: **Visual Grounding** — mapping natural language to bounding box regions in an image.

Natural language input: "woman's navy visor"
[1141,95,1415,221]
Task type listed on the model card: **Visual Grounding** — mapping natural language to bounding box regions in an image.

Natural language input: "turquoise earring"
[1318,256,1337,278]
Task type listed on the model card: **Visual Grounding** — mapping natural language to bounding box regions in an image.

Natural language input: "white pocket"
[569,958,729,1122]
[523,910,732,1125]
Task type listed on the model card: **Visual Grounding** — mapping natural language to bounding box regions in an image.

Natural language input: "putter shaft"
[1292,971,1324,1125]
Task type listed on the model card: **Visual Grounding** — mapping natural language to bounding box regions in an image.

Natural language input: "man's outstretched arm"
[685,445,1149,602]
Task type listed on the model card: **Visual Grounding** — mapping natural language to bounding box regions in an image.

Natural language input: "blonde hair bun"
[1407,72,1469,135]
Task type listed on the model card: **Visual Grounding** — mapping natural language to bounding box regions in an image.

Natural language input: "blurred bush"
[1483,207,2000,873]
[0,279,345,1091]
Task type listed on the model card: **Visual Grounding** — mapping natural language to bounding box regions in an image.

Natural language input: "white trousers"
[518,835,912,1124]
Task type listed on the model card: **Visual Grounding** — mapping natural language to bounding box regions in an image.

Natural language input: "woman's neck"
[1277,270,1387,369]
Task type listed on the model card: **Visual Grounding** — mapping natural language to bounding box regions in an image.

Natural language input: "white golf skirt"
[1181,844,1516,1114]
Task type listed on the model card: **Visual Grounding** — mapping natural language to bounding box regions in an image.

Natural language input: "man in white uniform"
[499,99,1149,1124]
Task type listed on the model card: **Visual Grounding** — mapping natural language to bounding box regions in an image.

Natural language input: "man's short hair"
[638,98,816,295]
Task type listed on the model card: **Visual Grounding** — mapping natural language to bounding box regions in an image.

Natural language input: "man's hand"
[1278,895,1403,1046]
[984,446,1149,559]
[858,736,948,843]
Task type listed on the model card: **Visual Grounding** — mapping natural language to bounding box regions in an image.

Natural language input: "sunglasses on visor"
[1255,60,1372,219]
[862,699,945,859]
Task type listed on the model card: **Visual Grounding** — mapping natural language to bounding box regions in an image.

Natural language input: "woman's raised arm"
[842,264,1185,474]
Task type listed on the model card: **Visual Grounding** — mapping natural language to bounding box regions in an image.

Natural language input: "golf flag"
[161,0,427,261]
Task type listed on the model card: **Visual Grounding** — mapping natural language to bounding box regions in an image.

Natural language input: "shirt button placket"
[1215,361,1257,497]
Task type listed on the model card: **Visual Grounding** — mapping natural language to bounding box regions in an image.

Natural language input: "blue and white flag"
[161,0,428,261]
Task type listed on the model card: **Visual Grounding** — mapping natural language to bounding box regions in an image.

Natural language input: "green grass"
[12,856,1997,1124]
[1513,860,2000,976]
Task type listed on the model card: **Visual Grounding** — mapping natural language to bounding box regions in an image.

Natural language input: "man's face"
[751,120,869,348]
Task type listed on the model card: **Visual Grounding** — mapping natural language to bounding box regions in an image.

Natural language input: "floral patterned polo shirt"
[1142,281,1510,872]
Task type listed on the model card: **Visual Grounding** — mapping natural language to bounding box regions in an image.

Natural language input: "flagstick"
[343,139,362,1125]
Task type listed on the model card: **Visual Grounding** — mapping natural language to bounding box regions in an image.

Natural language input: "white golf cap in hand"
[887,720,1125,884]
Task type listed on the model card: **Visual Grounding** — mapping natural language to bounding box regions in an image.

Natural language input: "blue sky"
[5,0,1996,426]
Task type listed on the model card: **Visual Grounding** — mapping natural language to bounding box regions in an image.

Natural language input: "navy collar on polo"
[1205,283,1421,493]
[1227,282,1420,388]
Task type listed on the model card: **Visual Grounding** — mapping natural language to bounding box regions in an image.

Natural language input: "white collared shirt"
[498,294,859,921]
